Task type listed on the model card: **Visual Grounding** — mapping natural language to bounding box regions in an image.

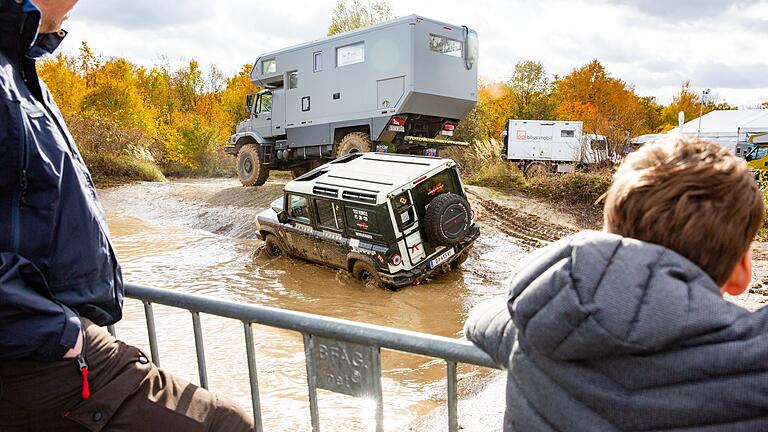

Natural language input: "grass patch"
[524,171,613,206]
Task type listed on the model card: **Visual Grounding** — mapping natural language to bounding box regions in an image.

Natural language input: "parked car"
[256,152,479,288]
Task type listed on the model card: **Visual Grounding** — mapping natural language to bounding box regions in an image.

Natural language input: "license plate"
[442,130,454,136]
[428,248,456,269]
[388,125,405,132]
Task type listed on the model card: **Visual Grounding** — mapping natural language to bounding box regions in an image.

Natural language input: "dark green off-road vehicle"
[255,152,479,288]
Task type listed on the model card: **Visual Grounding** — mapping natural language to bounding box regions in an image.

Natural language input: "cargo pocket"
[62,345,153,432]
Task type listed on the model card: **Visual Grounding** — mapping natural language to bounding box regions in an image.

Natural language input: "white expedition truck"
[225,15,479,186]
[502,120,608,177]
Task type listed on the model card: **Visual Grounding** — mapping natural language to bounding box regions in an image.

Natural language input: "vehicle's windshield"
[746,146,768,161]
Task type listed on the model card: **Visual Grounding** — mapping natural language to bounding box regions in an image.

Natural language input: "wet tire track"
[468,191,576,251]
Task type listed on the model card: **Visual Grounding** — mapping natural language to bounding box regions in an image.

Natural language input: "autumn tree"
[507,60,554,120]
[327,0,393,36]
[659,81,719,131]
[761,101,768,109]
[553,60,648,155]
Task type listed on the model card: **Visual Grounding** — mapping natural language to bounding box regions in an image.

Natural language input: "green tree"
[639,96,664,133]
[507,60,554,120]
[327,0,393,36]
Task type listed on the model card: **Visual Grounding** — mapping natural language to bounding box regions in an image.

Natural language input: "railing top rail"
[124,283,499,369]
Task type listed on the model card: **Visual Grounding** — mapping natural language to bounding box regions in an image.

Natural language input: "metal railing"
[111,283,500,432]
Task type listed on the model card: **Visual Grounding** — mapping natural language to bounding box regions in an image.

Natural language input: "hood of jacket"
[508,230,751,360]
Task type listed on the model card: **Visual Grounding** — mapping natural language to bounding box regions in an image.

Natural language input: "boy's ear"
[722,251,753,296]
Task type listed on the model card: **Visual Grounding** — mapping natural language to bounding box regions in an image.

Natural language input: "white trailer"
[502,120,608,176]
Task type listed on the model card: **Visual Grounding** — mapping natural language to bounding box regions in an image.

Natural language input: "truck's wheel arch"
[234,134,262,153]
[333,125,371,147]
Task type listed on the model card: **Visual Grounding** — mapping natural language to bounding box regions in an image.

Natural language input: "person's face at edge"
[32,0,79,34]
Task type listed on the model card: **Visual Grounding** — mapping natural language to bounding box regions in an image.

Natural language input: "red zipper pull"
[76,355,90,399]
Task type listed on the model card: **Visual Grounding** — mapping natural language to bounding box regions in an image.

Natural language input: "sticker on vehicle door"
[428,248,456,269]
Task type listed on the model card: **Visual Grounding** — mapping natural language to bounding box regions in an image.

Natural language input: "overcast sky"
[59,0,768,107]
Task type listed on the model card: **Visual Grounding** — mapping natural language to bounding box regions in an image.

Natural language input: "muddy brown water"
[99,178,533,431]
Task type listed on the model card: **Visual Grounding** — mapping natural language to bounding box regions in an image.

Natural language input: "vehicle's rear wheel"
[450,248,472,270]
[424,193,472,247]
[524,162,549,179]
[265,234,286,258]
[237,143,270,186]
[335,132,372,157]
[352,260,383,288]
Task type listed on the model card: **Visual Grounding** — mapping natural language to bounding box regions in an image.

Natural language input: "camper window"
[313,51,322,72]
[288,71,298,90]
[561,130,575,138]
[429,34,462,57]
[337,42,365,67]
[262,59,276,74]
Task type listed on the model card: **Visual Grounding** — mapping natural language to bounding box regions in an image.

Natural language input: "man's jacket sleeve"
[464,297,516,369]
[0,253,82,360]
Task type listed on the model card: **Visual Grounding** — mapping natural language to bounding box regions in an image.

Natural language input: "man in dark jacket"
[465,135,768,431]
[0,1,253,430]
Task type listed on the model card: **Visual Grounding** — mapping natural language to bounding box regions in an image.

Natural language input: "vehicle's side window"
[288,71,298,90]
[258,93,272,114]
[344,206,380,235]
[313,51,322,72]
[429,34,462,57]
[288,194,310,223]
[336,42,365,67]
[315,199,343,231]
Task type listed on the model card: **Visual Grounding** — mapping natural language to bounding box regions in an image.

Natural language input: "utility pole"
[697,88,711,137]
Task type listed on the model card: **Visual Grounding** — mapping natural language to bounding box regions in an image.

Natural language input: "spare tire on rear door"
[423,193,471,247]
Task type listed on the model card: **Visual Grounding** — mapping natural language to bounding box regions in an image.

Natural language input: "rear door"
[313,198,348,268]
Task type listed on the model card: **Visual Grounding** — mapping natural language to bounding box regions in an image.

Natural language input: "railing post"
[303,334,321,431]
[144,301,161,366]
[447,361,458,432]
[191,311,209,389]
[243,322,263,432]
[371,346,384,432]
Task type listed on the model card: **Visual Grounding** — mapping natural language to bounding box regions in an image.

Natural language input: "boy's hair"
[604,135,764,286]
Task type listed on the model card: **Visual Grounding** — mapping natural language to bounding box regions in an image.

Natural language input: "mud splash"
[99,178,536,431]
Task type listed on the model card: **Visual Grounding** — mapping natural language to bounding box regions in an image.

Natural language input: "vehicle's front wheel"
[237,143,270,186]
[352,260,383,288]
[265,234,286,258]
[335,132,372,157]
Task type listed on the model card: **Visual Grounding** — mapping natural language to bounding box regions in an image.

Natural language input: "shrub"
[525,170,613,206]
[65,113,166,187]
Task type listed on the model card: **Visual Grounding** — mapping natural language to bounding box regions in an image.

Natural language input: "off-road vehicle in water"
[225,14,479,186]
[255,153,479,288]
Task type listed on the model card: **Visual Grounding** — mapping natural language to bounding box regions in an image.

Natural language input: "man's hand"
[63,331,83,358]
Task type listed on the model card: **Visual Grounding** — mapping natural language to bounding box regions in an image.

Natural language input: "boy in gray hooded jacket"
[465,135,767,431]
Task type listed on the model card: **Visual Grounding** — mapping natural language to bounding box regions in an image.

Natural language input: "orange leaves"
[40,42,258,174]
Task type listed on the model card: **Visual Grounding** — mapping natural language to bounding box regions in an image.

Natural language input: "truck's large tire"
[524,162,549,179]
[237,144,270,186]
[336,132,372,157]
[424,193,471,247]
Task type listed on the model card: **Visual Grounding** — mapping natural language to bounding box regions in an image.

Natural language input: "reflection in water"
[99,180,525,430]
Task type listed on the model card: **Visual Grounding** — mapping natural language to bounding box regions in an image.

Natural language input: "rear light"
[442,123,456,131]
[389,253,402,266]
[412,175,427,185]
[390,116,406,126]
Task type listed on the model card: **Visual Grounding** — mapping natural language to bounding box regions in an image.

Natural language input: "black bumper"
[380,225,481,288]
[224,145,237,155]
